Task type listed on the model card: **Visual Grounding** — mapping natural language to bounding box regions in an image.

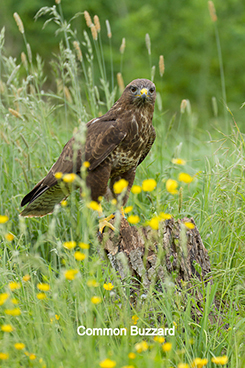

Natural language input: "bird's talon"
[99,214,116,234]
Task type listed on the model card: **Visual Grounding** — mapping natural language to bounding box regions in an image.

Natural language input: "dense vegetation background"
[1,0,245,122]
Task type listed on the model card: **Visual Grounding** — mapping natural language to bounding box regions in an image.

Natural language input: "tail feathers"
[20,184,69,217]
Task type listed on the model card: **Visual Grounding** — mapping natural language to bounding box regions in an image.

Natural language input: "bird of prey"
[20,78,156,231]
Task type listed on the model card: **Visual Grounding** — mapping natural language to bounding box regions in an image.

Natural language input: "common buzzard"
[20,79,156,230]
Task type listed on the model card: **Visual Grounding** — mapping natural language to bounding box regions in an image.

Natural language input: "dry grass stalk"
[9,108,22,119]
[13,13,24,34]
[91,24,97,41]
[73,41,82,61]
[84,11,92,27]
[120,38,126,54]
[94,15,101,32]
[117,73,124,94]
[27,43,32,63]
[21,52,28,69]
[106,20,112,38]
[64,86,73,104]
[145,33,151,55]
[208,1,217,22]
[180,99,188,113]
[159,55,165,77]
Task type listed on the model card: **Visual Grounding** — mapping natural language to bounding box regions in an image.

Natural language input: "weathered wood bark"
[99,216,212,303]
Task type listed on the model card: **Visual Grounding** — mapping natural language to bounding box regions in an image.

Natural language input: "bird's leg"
[98,210,116,234]
[120,206,126,218]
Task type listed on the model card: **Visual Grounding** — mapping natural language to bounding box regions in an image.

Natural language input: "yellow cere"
[91,296,102,304]
[63,173,76,183]
[172,158,186,165]
[103,282,114,291]
[140,88,148,96]
[113,179,128,194]
[142,178,157,192]
[166,179,178,194]
[0,215,9,224]
[99,358,116,368]
[178,172,193,184]
[64,269,78,280]
[131,185,142,194]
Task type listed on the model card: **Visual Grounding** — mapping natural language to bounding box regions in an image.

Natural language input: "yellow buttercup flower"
[0,215,9,224]
[22,274,31,282]
[103,283,114,291]
[113,179,128,194]
[124,206,133,214]
[211,356,228,365]
[87,279,99,287]
[178,364,190,368]
[11,298,19,305]
[131,185,142,194]
[166,179,178,194]
[162,342,172,352]
[4,308,21,316]
[142,178,157,192]
[83,161,90,168]
[79,242,90,249]
[63,241,76,250]
[184,222,195,230]
[135,341,148,353]
[153,336,165,343]
[148,217,159,230]
[132,315,139,325]
[99,358,116,368]
[61,200,67,207]
[36,293,47,300]
[87,201,101,211]
[54,172,63,179]
[178,172,193,184]
[64,269,78,280]
[8,282,21,291]
[159,212,172,220]
[91,296,102,304]
[128,215,140,224]
[14,343,25,350]
[74,251,86,261]
[63,173,76,183]
[128,352,136,359]
[0,352,9,360]
[29,353,36,360]
[1,324,14,332]
[0,293,9,306]
[5,233,14,241]
[172,158,186,165]
[37,283,50,292]
[191,358,208,367]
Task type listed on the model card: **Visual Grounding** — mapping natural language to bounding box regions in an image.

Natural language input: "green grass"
[0,5,245,368]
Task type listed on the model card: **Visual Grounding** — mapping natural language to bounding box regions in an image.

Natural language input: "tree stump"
[99,216,212,305]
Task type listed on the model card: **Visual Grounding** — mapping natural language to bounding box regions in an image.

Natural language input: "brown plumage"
[20,78,156,217]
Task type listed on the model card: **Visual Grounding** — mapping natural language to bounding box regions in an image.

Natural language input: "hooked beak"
[140,88,148,101]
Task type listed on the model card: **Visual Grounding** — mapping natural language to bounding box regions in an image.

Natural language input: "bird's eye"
[149,87,155,93]
[130,86,137,93]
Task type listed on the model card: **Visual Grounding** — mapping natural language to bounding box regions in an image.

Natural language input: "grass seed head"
[94,15,101,32]
[84,11,92,27]
[159,55,165,76]
[208,1,217,22]
[13,13,24,34]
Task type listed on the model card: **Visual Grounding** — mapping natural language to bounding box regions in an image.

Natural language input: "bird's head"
[121,79,156,108]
